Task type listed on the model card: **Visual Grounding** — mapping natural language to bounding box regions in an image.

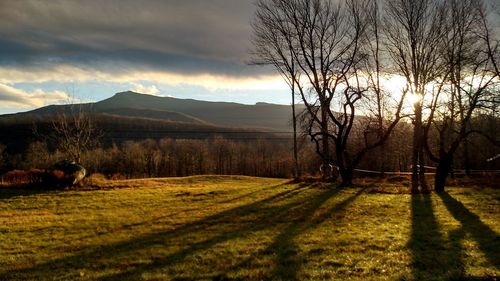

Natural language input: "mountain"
[18,91,297,131]
[92,91,297,130]
[0,91,297,152]
[98,108,209,125]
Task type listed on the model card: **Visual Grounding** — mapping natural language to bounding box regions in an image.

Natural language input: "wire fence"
[349,167,500,176]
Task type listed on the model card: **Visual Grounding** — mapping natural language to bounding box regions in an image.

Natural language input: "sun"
[407,92,422,105]
[381,75,424,106]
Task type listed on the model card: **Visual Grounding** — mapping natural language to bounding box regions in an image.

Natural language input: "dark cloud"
[0,0,269,76]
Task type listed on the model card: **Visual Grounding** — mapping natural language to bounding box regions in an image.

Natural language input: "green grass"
[0,175,498,280]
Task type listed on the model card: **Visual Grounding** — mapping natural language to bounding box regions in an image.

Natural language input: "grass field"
[0,176,498,280]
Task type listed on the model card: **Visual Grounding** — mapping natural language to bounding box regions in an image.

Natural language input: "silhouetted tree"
[423,0,499,192]
[251,0,301,180]
[252,0,406,185]
[384,0,448,191]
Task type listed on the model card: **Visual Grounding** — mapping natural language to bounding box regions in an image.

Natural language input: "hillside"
[0,91,296,152]
[0,113,281,153]
[94,91,298,130]
[101,108,209,125]
[23,91,299,131]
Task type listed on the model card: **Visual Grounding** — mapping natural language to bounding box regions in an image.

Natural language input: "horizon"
[1,89,295,115]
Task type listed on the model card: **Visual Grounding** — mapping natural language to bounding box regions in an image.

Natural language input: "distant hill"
[15,91,299,131]
[0,91,296,152]
[99,108,209,125]
[92,91,298,130]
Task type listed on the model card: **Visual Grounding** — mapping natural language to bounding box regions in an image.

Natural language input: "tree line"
[0,115,496,181]
[0,137,317,179]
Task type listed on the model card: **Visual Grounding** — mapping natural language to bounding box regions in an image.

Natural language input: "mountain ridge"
[0,91,297,153]
[8,91,299,131]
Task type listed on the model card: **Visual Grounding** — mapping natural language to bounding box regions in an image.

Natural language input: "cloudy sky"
[0,0,290,114]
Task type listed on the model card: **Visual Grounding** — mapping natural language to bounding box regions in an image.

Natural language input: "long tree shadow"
[95,186,344,281]
[0,183,342,280]
[409,193,465,280]
[438,192,500,270]
[221,189,364,281]
[75,182,292,242]
[216,181,293,204]
[0,186,54,200]
[269,189,363,281]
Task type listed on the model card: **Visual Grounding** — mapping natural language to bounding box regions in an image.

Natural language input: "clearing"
[0,176,498,280]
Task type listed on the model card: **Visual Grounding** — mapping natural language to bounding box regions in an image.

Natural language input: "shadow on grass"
[0,186,55,200]
[409,194,465,280]
[95,185,346,281]
[74,182,293,242]
[220,189,364,281]
[267,189,363,281]
[0,182,355,280]
[216,181,292,205]
[438,192,500,270]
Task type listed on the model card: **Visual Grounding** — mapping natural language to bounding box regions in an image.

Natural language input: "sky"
[0,0,291,114]
[1,1,499,115]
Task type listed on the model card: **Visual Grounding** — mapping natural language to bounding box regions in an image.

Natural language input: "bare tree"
[251,1,301,179]
[252,0,407,185]
[357,0,408,177]
[253,0,363,184]
[50,103,101,164]
[483,0,500,78]
[423,0,500,192]
[383,0,448,191]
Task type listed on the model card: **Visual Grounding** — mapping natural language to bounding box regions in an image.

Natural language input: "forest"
[0,112,497,182]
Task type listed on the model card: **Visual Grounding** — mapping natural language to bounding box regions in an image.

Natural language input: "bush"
[2,169,44,185]
[109,173,126,180]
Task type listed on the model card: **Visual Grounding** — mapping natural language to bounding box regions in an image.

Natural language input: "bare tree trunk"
[435,154,452,193]
[378,143,386,178]
[413,99,428,191]
[411,104,422,192]
[291,82,300,180]
[339,167,353,187]
[419,145,427,190]
[321,106,330,180]
[463,140,471,176]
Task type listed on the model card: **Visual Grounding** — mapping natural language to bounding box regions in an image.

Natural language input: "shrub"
[3,169,44,185]
[110,173,126,180]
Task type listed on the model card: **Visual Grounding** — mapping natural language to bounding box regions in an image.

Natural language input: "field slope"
[0,176,498,280]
